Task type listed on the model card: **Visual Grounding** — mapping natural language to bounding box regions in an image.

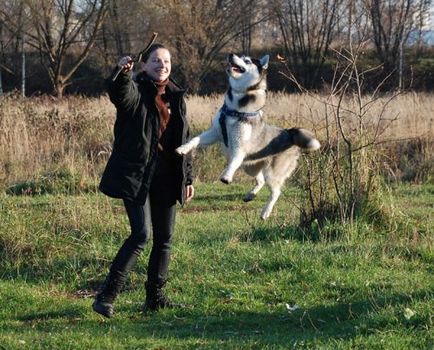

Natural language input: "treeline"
[1,0,434,96]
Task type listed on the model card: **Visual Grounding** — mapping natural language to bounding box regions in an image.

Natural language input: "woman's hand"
[118,56,134,73]
[185,185,195,202]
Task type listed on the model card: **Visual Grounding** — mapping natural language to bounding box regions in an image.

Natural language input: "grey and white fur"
[176,53,320,219]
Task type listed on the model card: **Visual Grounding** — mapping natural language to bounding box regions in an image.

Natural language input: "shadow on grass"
[114,288,431,345]
[17,308,84,322]
[237,224,309,243]
[194,193,245,202]
[4,289,430,348]
[181,192,257,214]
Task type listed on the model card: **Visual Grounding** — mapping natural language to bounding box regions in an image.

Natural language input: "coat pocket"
[99,152,146,200]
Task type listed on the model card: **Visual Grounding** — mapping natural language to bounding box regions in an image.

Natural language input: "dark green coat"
[99,70,193,205]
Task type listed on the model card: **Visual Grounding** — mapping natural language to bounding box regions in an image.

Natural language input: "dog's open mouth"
[229,63,245,73]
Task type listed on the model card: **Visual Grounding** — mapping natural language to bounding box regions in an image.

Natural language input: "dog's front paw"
[175,144,191,155]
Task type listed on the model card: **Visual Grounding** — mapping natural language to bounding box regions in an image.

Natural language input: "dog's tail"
[245,128,320,161]
[286,128,321,151]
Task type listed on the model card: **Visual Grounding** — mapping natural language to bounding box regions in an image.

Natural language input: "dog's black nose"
[228,53,234,62]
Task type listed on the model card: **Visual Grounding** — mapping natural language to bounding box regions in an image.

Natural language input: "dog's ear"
[260,55,269,70]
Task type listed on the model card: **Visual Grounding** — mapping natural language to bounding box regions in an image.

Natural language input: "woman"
[93,43,194,318]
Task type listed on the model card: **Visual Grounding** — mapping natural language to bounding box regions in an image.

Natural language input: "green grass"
[0,182,433,349]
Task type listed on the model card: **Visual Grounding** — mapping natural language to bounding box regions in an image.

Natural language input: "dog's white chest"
[226,118,253,144]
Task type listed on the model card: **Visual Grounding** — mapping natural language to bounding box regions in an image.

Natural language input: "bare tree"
[338,0,371,46]
[96,0,146,72]
[0,1,27,94]
[0,0,107,97]
[412,0,433,52]
[0,10,17,94]
[272,0,342,89]
[363,0,432,87]
[107,0,129,56]
[159,0,267,93]
[239,0,254,54]
[0,19,4,94]
[97,0,158,64]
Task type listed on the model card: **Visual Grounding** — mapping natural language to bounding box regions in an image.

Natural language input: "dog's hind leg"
[260,184,281,220]
[176,126,220,155]
[260,153,299,219]
[243,171,265,202]
[260,165,290,219]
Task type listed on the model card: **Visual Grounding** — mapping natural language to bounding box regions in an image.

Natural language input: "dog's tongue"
[231,63,242,72]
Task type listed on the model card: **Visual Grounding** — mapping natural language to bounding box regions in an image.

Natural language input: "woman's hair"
[141,43,169,63]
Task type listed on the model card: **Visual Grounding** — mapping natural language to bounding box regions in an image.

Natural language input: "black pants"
[108,173,177,286]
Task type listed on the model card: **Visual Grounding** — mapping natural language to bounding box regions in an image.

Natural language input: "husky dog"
[176,53,320,219]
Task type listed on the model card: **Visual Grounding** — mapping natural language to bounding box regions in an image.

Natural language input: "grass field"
[0,91,433,349]
[0,181,433,349]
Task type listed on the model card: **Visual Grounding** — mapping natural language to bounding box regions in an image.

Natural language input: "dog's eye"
[240,55,251,64]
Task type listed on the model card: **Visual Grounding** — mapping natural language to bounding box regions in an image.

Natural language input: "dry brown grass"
[188,91,434,139]
[1,91,433,191]
[0,94,114,189]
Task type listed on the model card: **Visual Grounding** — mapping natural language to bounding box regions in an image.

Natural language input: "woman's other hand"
[185,185,194,202]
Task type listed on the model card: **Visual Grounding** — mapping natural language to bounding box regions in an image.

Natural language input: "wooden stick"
[111,32,158,82]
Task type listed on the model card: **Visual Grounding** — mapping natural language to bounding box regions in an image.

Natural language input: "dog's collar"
[219,104,261,148]
[220,104,261,120]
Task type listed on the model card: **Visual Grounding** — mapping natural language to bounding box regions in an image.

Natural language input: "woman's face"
[142,48,171,82]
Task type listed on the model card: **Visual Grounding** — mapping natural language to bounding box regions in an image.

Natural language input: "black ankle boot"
[92,272,124,318]
[143,281,176,312]
[92,294,114,318]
